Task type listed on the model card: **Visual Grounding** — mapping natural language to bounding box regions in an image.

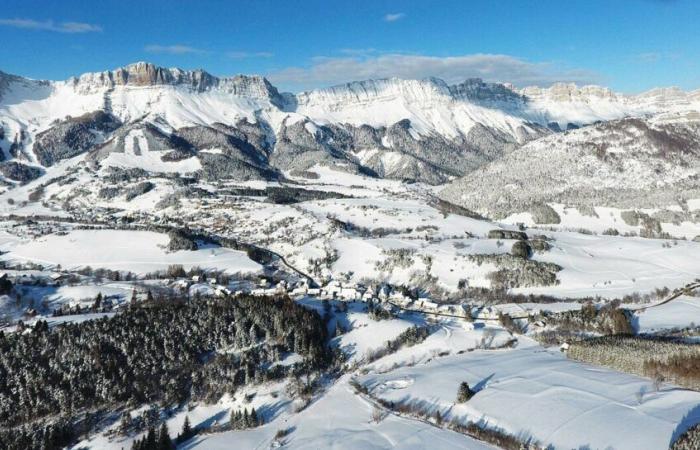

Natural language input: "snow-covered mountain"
[1,62,699,187]
[440,114,700,218]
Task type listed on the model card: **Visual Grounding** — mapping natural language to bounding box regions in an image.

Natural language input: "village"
[0,262,541,333]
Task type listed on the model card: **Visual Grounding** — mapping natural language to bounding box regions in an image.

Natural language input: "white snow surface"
[359,338,700,450]
[183,375,495,450]
[1,229,262,275]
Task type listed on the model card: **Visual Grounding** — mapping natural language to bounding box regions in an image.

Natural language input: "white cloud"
[144,44,207,55]
[226,51,274,59]
[384,13,406,22]
[0,18,101,33]
[267,53,599,91]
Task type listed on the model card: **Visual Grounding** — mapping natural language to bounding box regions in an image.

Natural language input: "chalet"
[172,279,191,292]
[49,273,64,282]
[214,287,231,297]
[339,287,360,301]
[251,288,279,297]
[16,275,39,286]
[324,280,342,295]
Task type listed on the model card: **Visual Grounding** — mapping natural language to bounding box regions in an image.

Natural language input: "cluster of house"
[246,278,551,324]
[2,262,549,329]
[248,278,478,319]
[170,275,233,298]
[250,279,395,303]
[2,220,71,240]
[3,271,66,287]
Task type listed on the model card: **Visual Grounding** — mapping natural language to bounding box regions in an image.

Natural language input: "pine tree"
[230,409,240,429]
[176,415,194,443]
[119,411,132,435]
[157,422,173,450]
[456,381,474,403]
[250,407,259,427]
[145,427,157,450]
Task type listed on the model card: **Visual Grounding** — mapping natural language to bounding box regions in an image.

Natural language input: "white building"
[339,288,359,301]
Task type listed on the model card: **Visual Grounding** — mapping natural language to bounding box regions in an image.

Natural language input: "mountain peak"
[64,62,284,104]
[70,62,217,92]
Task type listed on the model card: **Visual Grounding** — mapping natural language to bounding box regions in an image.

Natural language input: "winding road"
[625,281,700,312]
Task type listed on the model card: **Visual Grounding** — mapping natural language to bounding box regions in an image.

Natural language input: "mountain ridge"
[1,61,699,197]
[5,62,700,117]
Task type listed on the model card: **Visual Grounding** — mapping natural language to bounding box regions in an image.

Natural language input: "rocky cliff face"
[69,62,286,106]
[0,71,13,102]
[449,78,525,104]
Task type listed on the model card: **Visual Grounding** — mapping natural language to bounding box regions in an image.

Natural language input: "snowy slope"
[1,229,262,275]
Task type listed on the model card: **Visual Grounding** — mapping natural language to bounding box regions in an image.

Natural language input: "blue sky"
[1,0,698,93]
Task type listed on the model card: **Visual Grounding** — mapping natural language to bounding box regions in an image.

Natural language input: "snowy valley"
[0,62,699,450]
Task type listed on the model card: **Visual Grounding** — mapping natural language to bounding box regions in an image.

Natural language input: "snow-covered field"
[359,338,700,450]
[503,203,700,241]
[634,296,700,333]
[520,231,700,298]
[183,375,496,450]
[1,229,262,275]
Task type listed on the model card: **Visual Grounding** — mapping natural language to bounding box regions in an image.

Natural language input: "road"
[625,281,700,312]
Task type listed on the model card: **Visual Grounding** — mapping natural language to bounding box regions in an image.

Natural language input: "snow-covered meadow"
[358,337,700,450]
[1,229,262,275]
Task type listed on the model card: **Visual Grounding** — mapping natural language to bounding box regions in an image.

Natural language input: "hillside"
[440,115,700,218]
